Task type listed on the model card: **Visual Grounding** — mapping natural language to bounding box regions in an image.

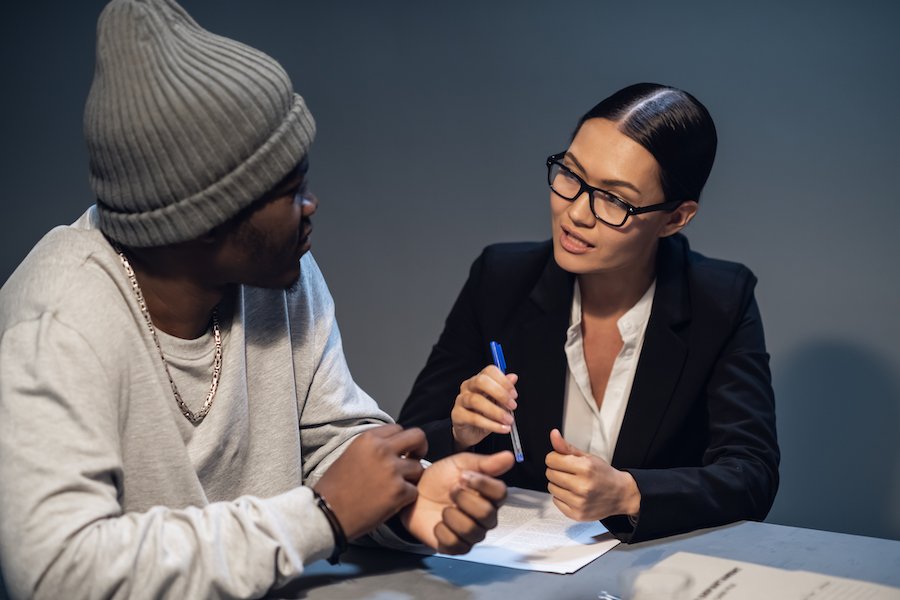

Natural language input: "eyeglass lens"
[548,162,627,226]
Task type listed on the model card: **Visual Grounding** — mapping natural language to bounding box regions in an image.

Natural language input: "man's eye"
[289,181,307,197]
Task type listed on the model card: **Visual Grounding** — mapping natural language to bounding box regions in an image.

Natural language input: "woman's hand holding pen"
[545,428,641,522]
[450,366,519,451]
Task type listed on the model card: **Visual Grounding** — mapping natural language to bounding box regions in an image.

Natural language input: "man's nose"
[300,191,319,217]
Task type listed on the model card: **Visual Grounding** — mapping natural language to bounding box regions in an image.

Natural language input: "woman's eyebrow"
[564,151,641,195]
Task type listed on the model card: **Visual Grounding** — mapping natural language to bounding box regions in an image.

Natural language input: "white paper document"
[408,486,619,574]
[651,552,900,600]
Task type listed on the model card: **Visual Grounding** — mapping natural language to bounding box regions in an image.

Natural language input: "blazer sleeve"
[398,252,490,462]
[609,278,780,543]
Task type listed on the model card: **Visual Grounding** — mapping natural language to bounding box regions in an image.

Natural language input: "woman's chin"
[553,241,599,274]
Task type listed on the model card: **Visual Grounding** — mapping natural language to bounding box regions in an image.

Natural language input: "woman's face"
[550,117,695,277]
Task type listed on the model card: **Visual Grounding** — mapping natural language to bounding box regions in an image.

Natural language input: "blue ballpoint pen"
[489,341,524,463]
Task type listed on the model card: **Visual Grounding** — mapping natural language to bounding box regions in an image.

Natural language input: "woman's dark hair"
[573,83,717,204]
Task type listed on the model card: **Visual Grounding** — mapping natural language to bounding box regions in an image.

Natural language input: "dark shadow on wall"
[767,339,900,540]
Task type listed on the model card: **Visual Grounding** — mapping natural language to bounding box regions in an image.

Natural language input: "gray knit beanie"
[84,0,316,247]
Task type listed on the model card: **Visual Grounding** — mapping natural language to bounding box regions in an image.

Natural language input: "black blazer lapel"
[612,234,691,469]
[502,250,573,482]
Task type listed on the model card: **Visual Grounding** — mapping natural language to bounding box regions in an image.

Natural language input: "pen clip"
[490,340,507,373]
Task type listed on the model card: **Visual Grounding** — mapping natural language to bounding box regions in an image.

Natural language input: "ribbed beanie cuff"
[85,0,316,247]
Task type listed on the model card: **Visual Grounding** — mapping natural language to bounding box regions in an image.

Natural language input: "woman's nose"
[568,191,595,227]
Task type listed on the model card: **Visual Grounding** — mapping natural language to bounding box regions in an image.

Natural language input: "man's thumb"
[475,450,516,476]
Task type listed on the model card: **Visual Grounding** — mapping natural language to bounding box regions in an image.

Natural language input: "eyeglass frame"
[546,152,684,227]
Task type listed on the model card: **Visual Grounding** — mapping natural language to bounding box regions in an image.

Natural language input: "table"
[272,521,900,599]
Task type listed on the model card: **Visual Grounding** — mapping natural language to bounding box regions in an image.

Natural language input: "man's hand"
[545,428,641,521]
[313,424,427,540]
[402,451,514,554]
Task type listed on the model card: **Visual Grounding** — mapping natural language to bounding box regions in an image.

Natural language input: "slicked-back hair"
[573,83,717,204]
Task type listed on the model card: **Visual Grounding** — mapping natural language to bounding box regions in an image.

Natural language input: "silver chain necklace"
[116,250,222,425]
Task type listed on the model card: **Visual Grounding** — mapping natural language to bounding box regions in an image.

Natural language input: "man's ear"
[659,200,698,238]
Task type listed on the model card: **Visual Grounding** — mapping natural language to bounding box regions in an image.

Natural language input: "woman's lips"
[559,227,594,254]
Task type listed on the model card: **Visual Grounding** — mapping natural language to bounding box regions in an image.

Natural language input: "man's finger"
[473,450,515,477]
[387,426,428,460]
[460,470,507,504]
[397,480,419,508]
[396,454,425,484]
[440,506,485,546]
[450,486,499,530]
[434,521,472,555]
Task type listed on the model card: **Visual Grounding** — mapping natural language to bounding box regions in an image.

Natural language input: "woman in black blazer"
[398,83,779,543]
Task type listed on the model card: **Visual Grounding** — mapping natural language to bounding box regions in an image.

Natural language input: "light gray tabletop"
[272,521,900,599]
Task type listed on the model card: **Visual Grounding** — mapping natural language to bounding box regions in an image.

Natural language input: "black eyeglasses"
[546,152,682,227]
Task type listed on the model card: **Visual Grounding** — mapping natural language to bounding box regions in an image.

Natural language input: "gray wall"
[2,1,898,541]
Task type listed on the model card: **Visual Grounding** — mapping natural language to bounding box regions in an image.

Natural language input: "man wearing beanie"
[0,1,514,598]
